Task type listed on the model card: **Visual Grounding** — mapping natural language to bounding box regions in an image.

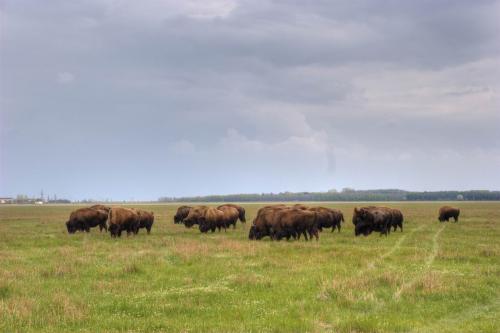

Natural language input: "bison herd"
[65,203,461,240]
[174,204,246,232]
[248,204,344,241]
[65,205,154,237]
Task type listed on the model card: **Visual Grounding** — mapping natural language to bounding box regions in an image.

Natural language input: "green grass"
[0,202,499,332]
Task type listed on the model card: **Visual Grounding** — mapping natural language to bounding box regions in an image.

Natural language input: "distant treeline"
[159,189,500,202]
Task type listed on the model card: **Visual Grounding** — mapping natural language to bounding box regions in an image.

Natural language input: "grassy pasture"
[0,202,499,332]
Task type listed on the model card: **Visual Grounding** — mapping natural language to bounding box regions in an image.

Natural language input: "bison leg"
[303,231,308,241]
[313,228,319,241]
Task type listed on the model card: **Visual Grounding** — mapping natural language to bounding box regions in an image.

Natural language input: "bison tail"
[340,213,345,223]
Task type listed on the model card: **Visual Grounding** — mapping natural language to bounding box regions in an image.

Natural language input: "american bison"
[198,207,227,233]
[439,206,460,222]
[134,209,154,234]
[249,205,288,240]
[390,208,404,231]
[183,206,209,228]
[309,207,344,233]
[217,204,246,224]
[174,206,192,224]
[65,207,108,233]
[249,205,320,241]
[273,208,319,241]
[108,207,140,237]
[217,205,240,229]
[352,206,393,236]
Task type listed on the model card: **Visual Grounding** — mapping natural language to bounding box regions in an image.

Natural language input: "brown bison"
[273,208,319,241]
[309,207,344,233]
[199,207,227,233]
[174,205,192,224]
[249,205,319,241]
[439,206,460,222]
[108,207,140,237]
[249,205,288,240]
[352,206,393,236]
[217,205,240,229]
[65,207,108,233]
[390,208,404,231]
[134,209,155,234]
[217,204,246,224]
[183,206,209,228]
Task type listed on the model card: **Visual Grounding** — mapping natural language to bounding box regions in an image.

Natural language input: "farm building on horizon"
[0,197,13,204]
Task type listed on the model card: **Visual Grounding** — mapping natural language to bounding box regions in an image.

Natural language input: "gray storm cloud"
[1,0,499,200]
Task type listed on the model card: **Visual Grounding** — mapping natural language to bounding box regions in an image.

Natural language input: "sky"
[1,0,499,201]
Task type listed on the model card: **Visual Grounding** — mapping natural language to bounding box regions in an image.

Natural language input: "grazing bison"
[135,209,155,234]
[353,206,393,236]
[249,205,319,241]
[217,205,240,229]
[199,207,227,233]
[183,206,209,228]
[217,204,246,224]
[273,208,319,241]
[249,205,288,240]
[309,207,344,233]
[174,206,192,224]
[108,207,140,237]
[390,208,404,231]
[65,207,108,233]
[439,206,460,222]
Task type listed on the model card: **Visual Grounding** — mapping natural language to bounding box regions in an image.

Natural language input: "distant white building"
[0,197,13,204]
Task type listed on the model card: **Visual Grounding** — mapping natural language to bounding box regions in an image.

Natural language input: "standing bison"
[249,205,287,240]
[174,206,192,224]
[135,209,155,234]
[65,207,108,233]
[217,204,246,224]
[183,206,209,228]
[439,206,460,222]
[198,207,227,233]
[108,207,140,237]
[352,206,394,236]
[249,205,320,241]
[309,207,344,233]
[217,205,240,229]
[390,208,404,231]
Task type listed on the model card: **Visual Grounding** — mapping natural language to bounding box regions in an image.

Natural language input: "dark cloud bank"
[1,0,499,200]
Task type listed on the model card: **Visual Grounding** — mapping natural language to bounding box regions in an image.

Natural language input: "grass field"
[0,202,499,332]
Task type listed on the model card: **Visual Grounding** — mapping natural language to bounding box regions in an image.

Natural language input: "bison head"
[66,221,77,234]
[248,226,257,240]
